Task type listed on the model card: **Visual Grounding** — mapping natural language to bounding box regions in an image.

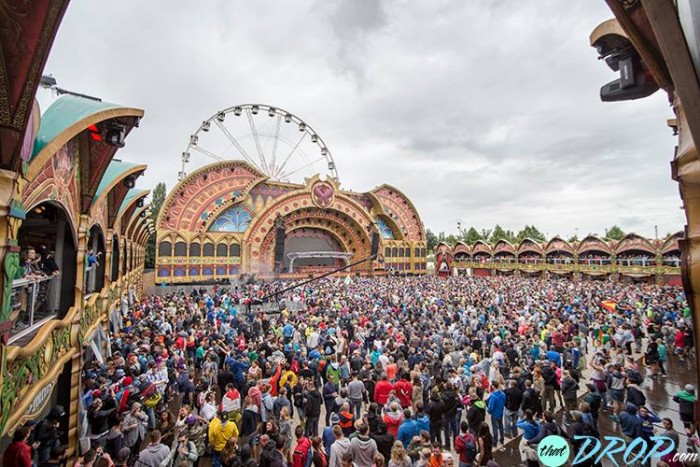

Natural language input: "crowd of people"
[9,274,695,467]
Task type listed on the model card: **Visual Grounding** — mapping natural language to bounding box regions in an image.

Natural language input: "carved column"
[104,228,114,291]
[0,169,23,333]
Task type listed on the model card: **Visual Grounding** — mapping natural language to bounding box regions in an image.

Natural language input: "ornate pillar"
[0,169,24,333]
[104,228,114,290]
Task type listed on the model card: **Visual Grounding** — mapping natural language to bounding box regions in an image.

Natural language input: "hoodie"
[619,403,640,437]
[529,421,568,445]
[673,390,696,421]
[137,443,170,467]
[466,400,486,430]
[349,435,378,467]
[383,409,404,437]
[329,437,351,467]
[487,390,506,419]
[398,418,419,447]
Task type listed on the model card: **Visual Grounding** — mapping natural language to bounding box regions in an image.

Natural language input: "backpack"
[626,370,644,386]
[458,433,478,462]
[292,438,312,467]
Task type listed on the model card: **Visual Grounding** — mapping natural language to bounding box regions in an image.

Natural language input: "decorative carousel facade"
[156,160,427,281]
[434,233,682,284]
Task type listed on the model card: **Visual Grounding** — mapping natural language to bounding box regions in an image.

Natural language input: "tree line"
[426,225,631,253]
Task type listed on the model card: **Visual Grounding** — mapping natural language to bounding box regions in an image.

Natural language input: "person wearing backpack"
[454,421,478,467]
[293,425,313,467]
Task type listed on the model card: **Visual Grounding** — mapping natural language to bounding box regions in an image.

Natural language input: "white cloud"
[42,0,683,239]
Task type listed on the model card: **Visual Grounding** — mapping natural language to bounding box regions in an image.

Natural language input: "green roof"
[119,189,149,215]
[93,159,142,207]
[32,95,121,161]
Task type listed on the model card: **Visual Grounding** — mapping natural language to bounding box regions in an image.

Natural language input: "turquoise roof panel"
[119,189,149,215]
[93,160,141,205]
[32,95,121,161]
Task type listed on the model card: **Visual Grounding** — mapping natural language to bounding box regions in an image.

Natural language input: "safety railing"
[8,275,58,344]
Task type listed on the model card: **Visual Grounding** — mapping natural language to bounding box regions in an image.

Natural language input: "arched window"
[158,241,172,257]
[203,243,214,257]
[398,248,404,257]
[230,244,241,257]
[414,247,420,257]
[189,242,201,256]
[385,247,391,257]
[391,247,398,257]
[174,241,187,256]
[216,243,228,257]
[420,247,426,257]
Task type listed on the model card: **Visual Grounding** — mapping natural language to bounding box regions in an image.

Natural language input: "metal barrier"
[9,275,57,343]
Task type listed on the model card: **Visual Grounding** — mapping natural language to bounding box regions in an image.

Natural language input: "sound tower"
[370,231,379,257]
[274,224,285,264]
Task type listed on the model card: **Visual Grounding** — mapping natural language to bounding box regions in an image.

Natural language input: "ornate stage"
[155,160,427,282]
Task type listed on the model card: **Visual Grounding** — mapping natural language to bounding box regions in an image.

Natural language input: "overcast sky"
[40,0,684,240]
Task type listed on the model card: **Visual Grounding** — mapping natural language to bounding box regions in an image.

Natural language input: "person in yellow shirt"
[280,363,298,390]
[208,411,239,467]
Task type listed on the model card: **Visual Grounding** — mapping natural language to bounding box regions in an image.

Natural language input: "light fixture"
[181,152,190,163]
[178,171,186,180]
[216,112,225,122]
[268,107,276,117]
[190,134,198,145]
[328,161,335,171]
[105,123,126,148]
[201,121,210,132]
[284,113,292,123]
[233,107,242,116]
[123,175,137,189]
[136,199,144,208]
[311,134,318,143]
[298,122,306,132]
[251,105,259,115]
[321,147,328,156]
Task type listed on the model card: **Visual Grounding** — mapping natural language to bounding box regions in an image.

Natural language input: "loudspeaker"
[370,232,379,257]
[274,225,285,263]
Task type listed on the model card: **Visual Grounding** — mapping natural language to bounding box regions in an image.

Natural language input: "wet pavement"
[492,351,698,467]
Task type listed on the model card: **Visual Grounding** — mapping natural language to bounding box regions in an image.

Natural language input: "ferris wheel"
[179,104,340,184]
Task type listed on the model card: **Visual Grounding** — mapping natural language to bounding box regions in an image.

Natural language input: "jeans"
[146,406,156,429]
[543,386,556,412]
[504,409,519,437]
[430,422,443,446]
[305,416,320,437]
[350,398,362,420]
[443,414,460,449]
[212,451,222,467]
[491,415,504,444]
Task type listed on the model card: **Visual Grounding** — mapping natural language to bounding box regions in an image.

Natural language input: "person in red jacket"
[394,373,413,409]
[4,426,36,467]
[374,374,393,406]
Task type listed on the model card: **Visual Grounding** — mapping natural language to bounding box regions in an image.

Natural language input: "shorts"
[610,389,624,402]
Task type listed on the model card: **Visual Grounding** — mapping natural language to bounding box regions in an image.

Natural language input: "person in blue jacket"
[487,381,506,447]
[397,409,419,447]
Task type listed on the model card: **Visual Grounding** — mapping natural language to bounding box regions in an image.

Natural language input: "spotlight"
[311,134,318,143]
[136,199,144,208]
[105,124,126,148]
[284,113,292,123]
[268,107,276,117]
[201,121,210,132]
[321,147,328,156]
[233,107,242,116]
[216,112,225,122]
[178,171,186,180]
[298,122,306,132]
[328,161,335,171]
[251,105,259,115]
[123,175,137,189]
[190,134,198,145]
[181,152,190,163]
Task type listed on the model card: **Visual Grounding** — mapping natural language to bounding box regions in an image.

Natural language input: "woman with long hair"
[389,440,412,467]
[220,436,239,467]
[476,421,493,466]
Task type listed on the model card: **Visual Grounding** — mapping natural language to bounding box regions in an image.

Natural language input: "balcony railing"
[8,275,57,344]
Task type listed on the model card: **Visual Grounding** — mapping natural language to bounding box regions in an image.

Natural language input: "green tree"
[489,225,515,244]
[426,228,438,252]
[604,225,626,241]
[515,225,547,243]
[145,182,167,268]
[568,234,579,243]
[462,227,483,245]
